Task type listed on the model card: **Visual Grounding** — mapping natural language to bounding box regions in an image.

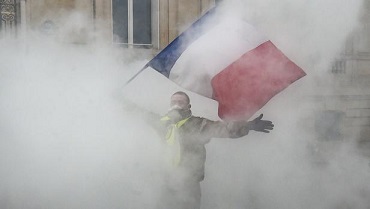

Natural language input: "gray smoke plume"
[1,0,369,209]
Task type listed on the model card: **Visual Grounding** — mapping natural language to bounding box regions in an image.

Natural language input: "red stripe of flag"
[211,41,306,121]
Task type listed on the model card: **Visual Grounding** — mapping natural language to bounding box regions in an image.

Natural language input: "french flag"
[146,7,306,121]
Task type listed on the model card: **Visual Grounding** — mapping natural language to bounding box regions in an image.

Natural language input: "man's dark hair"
[172,91,190,104]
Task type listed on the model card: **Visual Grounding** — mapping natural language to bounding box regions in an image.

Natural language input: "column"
[0,0,17,36]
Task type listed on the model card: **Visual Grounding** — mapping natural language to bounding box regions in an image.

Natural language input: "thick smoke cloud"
[1,0,370,209]
[0,35,162,208]
[201,1,370,209]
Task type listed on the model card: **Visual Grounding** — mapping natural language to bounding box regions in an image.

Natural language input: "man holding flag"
[155,91,273,209]
[125,5,305,209]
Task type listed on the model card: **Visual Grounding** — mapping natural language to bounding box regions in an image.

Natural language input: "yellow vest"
[160,116,190,165]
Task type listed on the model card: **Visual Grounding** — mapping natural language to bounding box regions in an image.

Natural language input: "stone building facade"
[0,0,218,48]
[310,0,370,158]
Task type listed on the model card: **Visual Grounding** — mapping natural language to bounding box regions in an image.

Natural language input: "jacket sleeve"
[198,118,250,140]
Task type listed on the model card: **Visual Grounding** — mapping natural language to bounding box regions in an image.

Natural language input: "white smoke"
[1,0,369,209]
[0,33,163,208]
[202,1,370,209]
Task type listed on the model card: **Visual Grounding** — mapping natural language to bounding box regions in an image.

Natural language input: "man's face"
[170,94,189,110]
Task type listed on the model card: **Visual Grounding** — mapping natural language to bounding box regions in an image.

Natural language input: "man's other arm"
[198,114,274,140]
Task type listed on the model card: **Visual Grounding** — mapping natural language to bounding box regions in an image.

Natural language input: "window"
[112,0,151,47]
[331,59,346,74]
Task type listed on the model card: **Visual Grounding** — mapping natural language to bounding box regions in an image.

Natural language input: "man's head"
[170,91,191,110]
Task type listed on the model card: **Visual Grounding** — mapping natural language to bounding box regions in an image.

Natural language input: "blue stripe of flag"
[147,6,218,77]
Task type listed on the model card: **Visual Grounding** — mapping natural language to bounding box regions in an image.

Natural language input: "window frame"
[111,0,154,48]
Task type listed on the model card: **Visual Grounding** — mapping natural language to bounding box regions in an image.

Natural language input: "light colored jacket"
[160,114,250,181]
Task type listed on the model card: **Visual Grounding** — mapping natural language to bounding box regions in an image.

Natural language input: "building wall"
[313,0,370,157]
[158,0,215,48]
[26,0,91,27]
[2,0,215,47]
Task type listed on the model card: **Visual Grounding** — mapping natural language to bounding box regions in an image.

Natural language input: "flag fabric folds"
[146,7,306,121]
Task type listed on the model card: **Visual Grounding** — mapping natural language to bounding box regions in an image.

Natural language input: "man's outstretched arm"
[200,114,274,140]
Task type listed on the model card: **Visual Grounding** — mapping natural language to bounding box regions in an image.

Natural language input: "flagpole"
[123,64,149,86]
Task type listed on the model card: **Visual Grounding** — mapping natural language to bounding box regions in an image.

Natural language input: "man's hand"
[248,114,274,133]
